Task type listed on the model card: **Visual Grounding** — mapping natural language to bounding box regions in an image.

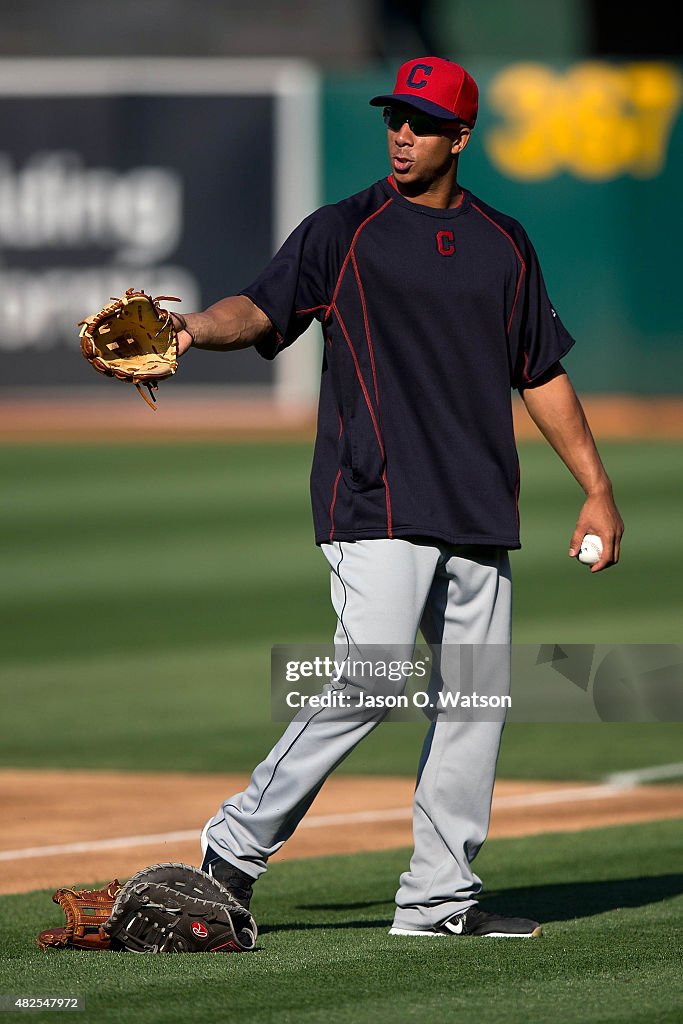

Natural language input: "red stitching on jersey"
[332,302,393,537]
[382,468,393,534]
[351,250,380,407]
[325,199,393,320]
[470,203,526,335]
[333,304,384,458]
[328,468,342,541]
[296,304,327,316]
[323,197,393,540]
[350,251,392,534]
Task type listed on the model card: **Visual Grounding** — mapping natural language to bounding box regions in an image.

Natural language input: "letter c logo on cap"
[407,64,432,89]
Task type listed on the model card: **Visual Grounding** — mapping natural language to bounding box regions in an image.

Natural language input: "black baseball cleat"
[200,846,255,910]
[200,822,255,910]
[390,906,543,938]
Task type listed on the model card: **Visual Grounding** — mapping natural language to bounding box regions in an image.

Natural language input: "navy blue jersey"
[243,178,575,548]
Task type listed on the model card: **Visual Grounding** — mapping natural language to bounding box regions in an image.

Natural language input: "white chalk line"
[0,831,200,862]
[604,762,683,787]
[2,780,672,863]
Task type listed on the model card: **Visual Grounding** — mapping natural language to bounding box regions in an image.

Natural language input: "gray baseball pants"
[204,537,512,930]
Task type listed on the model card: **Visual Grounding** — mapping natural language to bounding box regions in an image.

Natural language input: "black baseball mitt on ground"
[102,862,257,953]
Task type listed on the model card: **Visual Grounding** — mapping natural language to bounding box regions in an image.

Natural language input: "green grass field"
[0,440,681,778]
[1,440,681,1023]
[2,821,682,1024]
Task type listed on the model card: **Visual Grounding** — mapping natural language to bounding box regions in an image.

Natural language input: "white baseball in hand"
[577,534,603,565]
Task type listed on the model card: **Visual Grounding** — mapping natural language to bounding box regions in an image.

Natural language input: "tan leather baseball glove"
[79,288,182,410]
[36,880,122,951]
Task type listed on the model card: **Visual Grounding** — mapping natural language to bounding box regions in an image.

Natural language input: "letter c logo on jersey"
[406,64,432,89]
[436,230,456,256]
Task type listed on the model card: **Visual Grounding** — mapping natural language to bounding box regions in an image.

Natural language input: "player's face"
[384,105,470,191]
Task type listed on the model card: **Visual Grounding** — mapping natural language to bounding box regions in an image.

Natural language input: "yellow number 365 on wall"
[486,62,682,181]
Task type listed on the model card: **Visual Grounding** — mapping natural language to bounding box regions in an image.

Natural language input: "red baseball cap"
[370,56,478,127]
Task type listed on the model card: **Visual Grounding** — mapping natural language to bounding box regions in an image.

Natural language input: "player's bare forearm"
[520,366,624,571]
[520,367,608,492]
[173,295,275,355]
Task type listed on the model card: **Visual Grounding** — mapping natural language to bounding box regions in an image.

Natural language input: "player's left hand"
[568,490,624,572]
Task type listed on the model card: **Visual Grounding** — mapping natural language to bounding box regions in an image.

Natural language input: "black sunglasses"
[382,105,453,136]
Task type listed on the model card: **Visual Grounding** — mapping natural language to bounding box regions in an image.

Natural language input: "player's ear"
[451,125,471,155]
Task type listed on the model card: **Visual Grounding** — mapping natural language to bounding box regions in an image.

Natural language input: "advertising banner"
[0,59,319,392]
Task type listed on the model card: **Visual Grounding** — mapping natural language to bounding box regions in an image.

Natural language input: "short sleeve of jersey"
[510,231,576,389]
[240,209,333,361]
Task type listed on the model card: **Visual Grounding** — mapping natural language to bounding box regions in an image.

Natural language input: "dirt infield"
[0,394,682,442]
[2,769,682,895]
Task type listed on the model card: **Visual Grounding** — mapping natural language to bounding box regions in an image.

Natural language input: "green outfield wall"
[323,60,683,395]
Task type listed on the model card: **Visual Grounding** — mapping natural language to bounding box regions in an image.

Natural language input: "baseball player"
[171,57,623,938]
